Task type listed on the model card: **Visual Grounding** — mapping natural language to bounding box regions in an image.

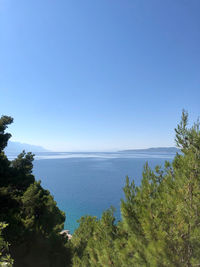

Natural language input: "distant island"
[119,147,180,153]
[4,141,49,153]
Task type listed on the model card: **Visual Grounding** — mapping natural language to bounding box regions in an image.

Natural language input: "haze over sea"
[9,151,176,233]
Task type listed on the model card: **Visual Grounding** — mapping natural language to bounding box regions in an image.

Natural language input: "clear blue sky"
[0,0,200,151]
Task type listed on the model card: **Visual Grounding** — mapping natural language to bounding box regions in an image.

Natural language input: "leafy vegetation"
[0,116,71,267]
[1,111,200,266]
[0,222,13,267]
[71,111,200,267]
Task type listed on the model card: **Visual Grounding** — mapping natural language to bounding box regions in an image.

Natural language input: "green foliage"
[0,222,13,267]
[71,208,118,266]
[71,111,200,267]
[0,116,13,152]
[0,116,71,267]
[1,111,200,266]
[22,181,65,235]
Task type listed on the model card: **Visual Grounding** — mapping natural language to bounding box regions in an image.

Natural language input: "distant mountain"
[119,147,180,153]
[4,141,49,153]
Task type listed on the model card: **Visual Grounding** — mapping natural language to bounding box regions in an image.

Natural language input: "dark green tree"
[0,222,13,267]
[0,116,71,267]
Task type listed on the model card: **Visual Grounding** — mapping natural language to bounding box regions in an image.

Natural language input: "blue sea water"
[21,151,175,234]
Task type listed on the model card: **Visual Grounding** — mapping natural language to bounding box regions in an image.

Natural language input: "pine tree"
[0,222,13,267]
[71,111,200,267]
[0,115,71,267]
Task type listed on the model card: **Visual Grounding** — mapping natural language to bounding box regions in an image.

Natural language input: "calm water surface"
[28,152,175,233]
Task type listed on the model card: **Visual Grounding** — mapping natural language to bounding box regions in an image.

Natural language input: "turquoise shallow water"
[30,152,175,233]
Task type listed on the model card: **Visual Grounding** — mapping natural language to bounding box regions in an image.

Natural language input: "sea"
[8,151,176,233]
